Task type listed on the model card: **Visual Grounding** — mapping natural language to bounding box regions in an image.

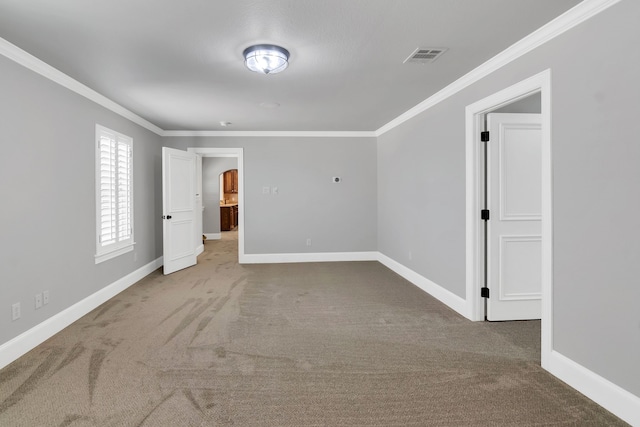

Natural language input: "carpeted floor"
[0,231,628,426]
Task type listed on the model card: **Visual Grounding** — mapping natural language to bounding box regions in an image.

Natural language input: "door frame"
[187,147,246,263]
[464,69,553,368]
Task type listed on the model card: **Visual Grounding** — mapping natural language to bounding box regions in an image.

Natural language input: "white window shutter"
[99,135,117,246]
[116,139,132,241]
[95,125,133,262]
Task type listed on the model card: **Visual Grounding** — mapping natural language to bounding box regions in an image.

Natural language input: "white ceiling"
[0,0,581,132]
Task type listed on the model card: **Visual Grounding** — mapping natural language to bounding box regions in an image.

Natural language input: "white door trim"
[187,147,246,263]
[464,69,552,367]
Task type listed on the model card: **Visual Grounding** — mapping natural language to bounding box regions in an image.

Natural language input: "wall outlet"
[43,290,50,305]
[306,238,312,246]
[408,251,413,261]
[262,186,270,194]
[35,293,43,309]
[12,302,20,321]
[272,186,278,195]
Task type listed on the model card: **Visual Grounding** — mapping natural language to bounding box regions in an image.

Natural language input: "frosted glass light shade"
[243,44,289,74]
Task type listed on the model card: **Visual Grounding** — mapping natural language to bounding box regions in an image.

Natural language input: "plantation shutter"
[98,131,132,248]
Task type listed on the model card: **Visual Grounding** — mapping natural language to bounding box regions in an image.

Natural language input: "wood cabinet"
[223,169,238,193]
[220,205,238,231]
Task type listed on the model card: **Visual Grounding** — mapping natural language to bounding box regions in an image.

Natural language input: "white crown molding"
[0,37,164,136]
[1,0,621,138]
[375,0,622,137]
[162,130,376,138]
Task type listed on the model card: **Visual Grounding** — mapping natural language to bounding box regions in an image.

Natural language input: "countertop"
[220,203,238,207]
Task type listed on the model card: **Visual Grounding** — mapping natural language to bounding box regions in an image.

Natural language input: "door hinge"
[481,131,490,142]
[481,287,490,298]
[481,209,490,221]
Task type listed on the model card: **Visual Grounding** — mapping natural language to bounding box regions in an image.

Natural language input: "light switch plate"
[12,303,20,321]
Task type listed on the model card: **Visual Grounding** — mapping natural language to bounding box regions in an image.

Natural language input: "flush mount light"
[243,44,289,74]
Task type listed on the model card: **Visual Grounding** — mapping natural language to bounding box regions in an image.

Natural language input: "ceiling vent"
[403,47,448,64]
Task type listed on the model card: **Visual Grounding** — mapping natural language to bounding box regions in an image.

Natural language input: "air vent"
[403,47,448,64]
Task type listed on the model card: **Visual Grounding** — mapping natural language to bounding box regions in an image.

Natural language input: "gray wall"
[377,1,640,396]
[493,92,541,114]
[0,55,163,345]
[378,101,466,297]
[202,157,238,234]
[166,137,377,255]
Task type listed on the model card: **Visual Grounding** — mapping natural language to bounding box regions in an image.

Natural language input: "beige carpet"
[0,232,628,426]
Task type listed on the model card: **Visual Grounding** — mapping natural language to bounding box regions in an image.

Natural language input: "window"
[95,125,134,263]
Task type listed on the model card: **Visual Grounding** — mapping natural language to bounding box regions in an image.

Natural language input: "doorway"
[465,70,553,368]
[187,147,245,263]
[219,169,239,232]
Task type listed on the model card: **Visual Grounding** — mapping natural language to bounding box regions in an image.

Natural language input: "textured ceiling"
[0,0,582,132]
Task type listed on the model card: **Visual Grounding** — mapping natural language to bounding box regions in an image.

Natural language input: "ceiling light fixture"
[243,44,289,74]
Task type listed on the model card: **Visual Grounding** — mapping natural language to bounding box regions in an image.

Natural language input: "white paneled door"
[487,113,542,321]
[162,147,197,275]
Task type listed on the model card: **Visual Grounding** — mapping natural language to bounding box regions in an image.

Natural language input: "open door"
[162,147,197,275]
[486,113,542,320]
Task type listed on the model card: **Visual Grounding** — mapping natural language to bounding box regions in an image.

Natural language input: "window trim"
[95,124,135,264]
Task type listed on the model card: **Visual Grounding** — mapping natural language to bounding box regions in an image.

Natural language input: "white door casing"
[162,147,197,275]
[195,154,204,256]
[486,113,542,320]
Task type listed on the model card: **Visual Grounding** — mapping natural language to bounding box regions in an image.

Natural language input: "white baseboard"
[0,256,163,370]
[196,244,204,256]
[547,350,640,426]
[376,253,469,318]
[2,250,637,426]
[204,233,221,240]
[241,251,379,264]
[373,253,639,424]
[241,250,466,319]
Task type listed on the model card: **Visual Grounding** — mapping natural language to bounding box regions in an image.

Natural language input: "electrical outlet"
[272,186,278,195]
[262,186,270,194]
[12,303,20,321]
[408,251,413,261]
[306,238,312,246]
[35,293,43,309]
[43,291,50,305]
